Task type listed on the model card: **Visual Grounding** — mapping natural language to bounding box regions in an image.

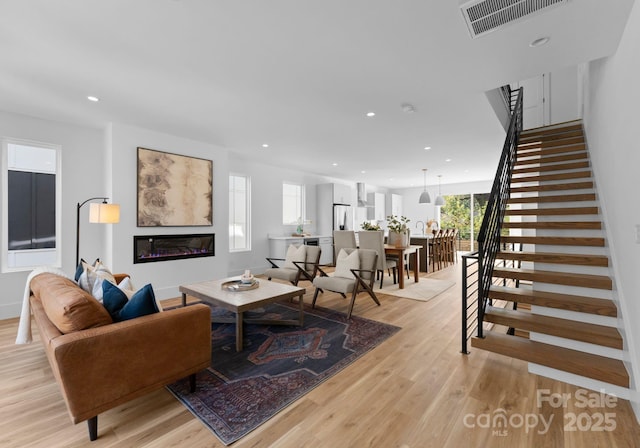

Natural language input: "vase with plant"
[361,222,381,231]
[387,215,410,247]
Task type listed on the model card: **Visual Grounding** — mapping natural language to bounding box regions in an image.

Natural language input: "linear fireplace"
[133,233,215,263]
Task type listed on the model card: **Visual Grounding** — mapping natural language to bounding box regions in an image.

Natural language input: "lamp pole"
[75,197,109,267]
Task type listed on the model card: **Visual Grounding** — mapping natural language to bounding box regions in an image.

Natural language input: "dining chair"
[332,230,357,265]
[357,230,397,288]
[312,248,380,318]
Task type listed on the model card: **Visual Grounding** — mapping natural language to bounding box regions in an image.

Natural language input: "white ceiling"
[0,0,634,188]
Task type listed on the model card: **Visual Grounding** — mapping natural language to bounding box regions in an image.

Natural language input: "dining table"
[383,244,421,289]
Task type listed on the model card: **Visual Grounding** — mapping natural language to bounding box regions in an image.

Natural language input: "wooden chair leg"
[87,416,98,441]
[312,287,321,308]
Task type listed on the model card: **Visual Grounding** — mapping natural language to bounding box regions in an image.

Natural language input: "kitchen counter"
[268,234,331,240]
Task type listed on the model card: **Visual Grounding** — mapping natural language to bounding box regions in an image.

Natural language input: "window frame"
[282,181,305,226]
[228,173,251,252]
[1,137,62,272]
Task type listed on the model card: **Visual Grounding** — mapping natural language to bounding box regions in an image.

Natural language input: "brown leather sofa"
[29,273,212,441]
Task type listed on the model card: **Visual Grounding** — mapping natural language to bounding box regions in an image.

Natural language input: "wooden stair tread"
[517,136,585,150]
[503,221,601,230]
[497,250,609,267]
[484,306,622,349]
[519,129,584,144]
[492,267,612,290]
[471,332,629,387]
[520,123,583,137]
[507,193,595,204]
[504,206,598,216]
[510,181,593,193]
[517,143,586,157]
[515,152,588,166]
[501,235,604,246]
[488,285,617,317]
[512,161,590,175]
[511,171,592,183]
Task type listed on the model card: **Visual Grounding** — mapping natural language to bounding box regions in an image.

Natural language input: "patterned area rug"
[167,302,400,445]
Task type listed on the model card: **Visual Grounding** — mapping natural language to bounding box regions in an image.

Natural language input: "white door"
[512,74,549,130]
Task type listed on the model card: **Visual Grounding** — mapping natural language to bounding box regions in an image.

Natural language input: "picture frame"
[137,147,213,227]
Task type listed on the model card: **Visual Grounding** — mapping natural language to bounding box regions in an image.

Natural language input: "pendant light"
[419,168,431,203]
[435,175,445,206]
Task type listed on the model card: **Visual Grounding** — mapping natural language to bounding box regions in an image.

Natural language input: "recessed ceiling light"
[332,163,338,166]
[261,143,269,148]
[361,170,366,174]
[445,158,452,162]
[366,112,376,117]
[529,36,550,48]
[87,96,100,102]
[424,146,431,150]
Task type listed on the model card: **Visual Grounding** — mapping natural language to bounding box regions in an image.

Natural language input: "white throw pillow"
[284,244,306,269]
[78,261,116,302]
[334,249,359,279]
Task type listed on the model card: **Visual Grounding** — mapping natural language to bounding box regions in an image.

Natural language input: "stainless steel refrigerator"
[333,204,351,231]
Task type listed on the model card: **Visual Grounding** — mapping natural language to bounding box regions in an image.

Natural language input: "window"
[440,192,491,253]
[229,174,250,251]
[2,138,61,271]
[282,182,304,225]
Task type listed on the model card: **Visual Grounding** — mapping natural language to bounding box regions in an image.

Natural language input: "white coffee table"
[179,277,306,351]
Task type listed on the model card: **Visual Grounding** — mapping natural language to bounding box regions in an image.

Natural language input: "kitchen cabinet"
[332,183,352,204]
[319,237,333,265]
[367,192,386,221]
[388,193,403,217]
[268,236,333,265]
[269,238,304,260]
[318,182,352,205]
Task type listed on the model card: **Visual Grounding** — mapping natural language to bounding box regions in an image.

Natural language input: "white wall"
[0,111,106,318]
[108,123,230,301]
[549,65,580,124]
[583,0,640,416]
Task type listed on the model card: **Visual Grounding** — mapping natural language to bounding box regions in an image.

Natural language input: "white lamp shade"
[435,195,445,206]
[419,191,431,204]
[89,203,120,223]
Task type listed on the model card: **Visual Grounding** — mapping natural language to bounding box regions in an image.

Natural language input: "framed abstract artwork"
[137,147,213,227]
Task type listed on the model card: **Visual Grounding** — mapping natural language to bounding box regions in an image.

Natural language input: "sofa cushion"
[30,273,112,333]
[102,281,160,322]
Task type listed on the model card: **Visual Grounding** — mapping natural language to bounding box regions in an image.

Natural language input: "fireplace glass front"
[133,233,215,263]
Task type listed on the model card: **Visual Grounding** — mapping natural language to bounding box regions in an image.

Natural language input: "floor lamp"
[76,197,120,267]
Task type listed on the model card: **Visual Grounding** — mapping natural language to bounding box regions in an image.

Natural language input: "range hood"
[356,182,371,207]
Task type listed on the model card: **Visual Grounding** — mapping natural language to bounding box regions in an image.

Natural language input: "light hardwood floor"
[2,262,640,447]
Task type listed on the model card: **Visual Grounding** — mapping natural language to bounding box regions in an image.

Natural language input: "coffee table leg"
[236,311,243,352]
[298,293,304,326]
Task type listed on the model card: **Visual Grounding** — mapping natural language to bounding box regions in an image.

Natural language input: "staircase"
[471,120,630,391]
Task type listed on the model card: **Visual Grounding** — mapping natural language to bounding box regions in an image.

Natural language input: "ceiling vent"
[460,0,568,39]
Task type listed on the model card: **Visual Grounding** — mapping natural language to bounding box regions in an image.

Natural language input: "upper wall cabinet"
[318,183,351,205]
[367,192,386,221]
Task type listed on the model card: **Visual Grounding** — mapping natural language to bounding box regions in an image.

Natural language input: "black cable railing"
[474,87,523,340]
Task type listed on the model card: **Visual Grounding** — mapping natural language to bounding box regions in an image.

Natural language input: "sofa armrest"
[50,304,211,423]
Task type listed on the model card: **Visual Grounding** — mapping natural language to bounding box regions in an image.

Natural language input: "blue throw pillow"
[102,281,159,322]
[102,280,129,317]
